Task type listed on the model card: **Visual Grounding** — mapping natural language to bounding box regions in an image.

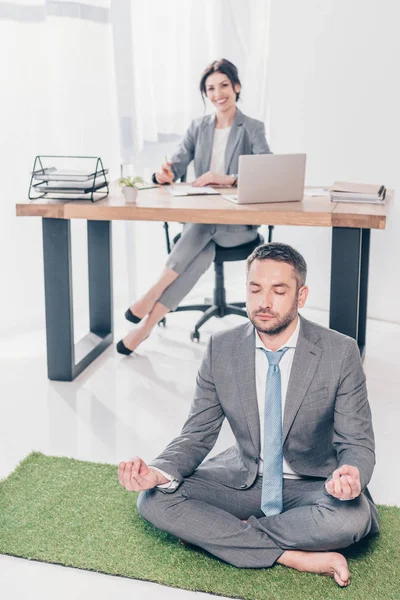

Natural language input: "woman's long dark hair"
[199,59,241,103]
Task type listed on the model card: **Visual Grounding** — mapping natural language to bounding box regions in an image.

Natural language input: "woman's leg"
[128,267,179,319]
[127,224,217,319]
[120,224,259,353]
[122,240,216,351]
[121,302,171,351]
[158,239,216,310]
[159,225,258,311]
[213,224,258,247]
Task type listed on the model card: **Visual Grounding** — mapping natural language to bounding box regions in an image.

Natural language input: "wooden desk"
[16,187,391,380]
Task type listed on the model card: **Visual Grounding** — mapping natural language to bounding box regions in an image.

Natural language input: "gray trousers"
[137,470,375,568]
[159,223,258,310]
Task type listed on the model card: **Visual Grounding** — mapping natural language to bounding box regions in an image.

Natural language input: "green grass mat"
[1,453,399,600]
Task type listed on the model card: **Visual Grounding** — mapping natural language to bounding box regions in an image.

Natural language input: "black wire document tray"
[29,155,109,202]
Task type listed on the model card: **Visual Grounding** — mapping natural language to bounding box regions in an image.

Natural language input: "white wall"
[266,0,400,322]
[0,18,124,339]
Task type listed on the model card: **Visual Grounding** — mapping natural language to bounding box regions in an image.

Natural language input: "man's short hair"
[246,242,307,288]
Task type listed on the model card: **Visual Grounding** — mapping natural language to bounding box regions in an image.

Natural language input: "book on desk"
[330,181,387,204]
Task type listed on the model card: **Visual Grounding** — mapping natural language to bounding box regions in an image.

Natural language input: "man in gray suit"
[118,242,378,587]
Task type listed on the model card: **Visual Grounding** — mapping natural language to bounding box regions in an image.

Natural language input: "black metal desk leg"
[42,218,113,381]
[88,220,113,335]
[357,229,371,354]
[42,218,74,381]
[329,227,370,357]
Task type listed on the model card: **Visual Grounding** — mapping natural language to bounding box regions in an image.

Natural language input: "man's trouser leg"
[248,478,374,552]
[137,473,373,569]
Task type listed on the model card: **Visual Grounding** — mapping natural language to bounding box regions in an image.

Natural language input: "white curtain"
[111,0,271,158]
[0,0,120,340]
[0,0,271,338]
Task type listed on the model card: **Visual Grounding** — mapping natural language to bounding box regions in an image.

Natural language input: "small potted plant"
[118,176,144,203]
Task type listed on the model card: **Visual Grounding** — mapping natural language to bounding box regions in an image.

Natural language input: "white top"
[255,318,302,479]
[209,127,231,175]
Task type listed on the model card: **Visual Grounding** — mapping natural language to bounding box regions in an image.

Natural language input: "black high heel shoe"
[116,340,133,355]
[125,308,142,324]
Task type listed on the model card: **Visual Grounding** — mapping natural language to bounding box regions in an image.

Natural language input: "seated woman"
[117,58,271,355]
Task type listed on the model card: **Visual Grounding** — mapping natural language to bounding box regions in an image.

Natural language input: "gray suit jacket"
[170,108,271,180]
[152,316,376,495]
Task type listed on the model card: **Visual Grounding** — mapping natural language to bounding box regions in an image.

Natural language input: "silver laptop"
[225,153,306,204]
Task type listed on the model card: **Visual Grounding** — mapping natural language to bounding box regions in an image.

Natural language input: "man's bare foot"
[277,550,350,587]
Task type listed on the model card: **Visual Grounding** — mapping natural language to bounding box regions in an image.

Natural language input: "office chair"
[162,224,274,342]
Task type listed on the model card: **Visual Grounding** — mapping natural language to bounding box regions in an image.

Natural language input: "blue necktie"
[260,347,289,517]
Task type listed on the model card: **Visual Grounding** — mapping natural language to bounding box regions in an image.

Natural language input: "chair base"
[173,301,248,341]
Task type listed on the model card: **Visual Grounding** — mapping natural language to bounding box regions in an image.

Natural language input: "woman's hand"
[192,172,236,187]
[155,161,174,185]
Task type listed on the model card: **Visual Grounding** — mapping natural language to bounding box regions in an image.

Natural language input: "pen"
[378,185,384,196]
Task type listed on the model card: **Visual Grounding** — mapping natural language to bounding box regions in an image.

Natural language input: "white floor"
[1,301,399,600]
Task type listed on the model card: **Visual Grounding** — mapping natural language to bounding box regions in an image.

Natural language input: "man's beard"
[249,296,298,336]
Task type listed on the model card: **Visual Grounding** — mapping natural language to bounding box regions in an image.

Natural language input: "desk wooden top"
[16,186,391,230]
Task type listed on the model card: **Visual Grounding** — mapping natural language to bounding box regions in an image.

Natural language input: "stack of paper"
[330,182,387,204]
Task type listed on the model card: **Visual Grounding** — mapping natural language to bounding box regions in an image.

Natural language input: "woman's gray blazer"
[170,108,271,180]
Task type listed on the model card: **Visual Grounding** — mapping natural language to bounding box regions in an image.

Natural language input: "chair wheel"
[158,317,166,327]
[190,330,200,343]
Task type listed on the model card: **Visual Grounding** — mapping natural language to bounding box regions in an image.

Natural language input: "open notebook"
[168,185,220,197]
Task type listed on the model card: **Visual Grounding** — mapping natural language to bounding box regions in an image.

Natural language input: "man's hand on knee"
[118,456,168,491]
[325,465,361,501]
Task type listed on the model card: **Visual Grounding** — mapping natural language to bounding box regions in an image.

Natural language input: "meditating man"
[118,242,378,587]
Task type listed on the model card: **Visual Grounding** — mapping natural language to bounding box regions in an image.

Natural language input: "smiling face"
[205,71,240,114]
[246,259,308,339]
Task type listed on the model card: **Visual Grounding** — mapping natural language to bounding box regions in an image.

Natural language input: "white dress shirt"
[256,318,302,479]
[209,127,231,175]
